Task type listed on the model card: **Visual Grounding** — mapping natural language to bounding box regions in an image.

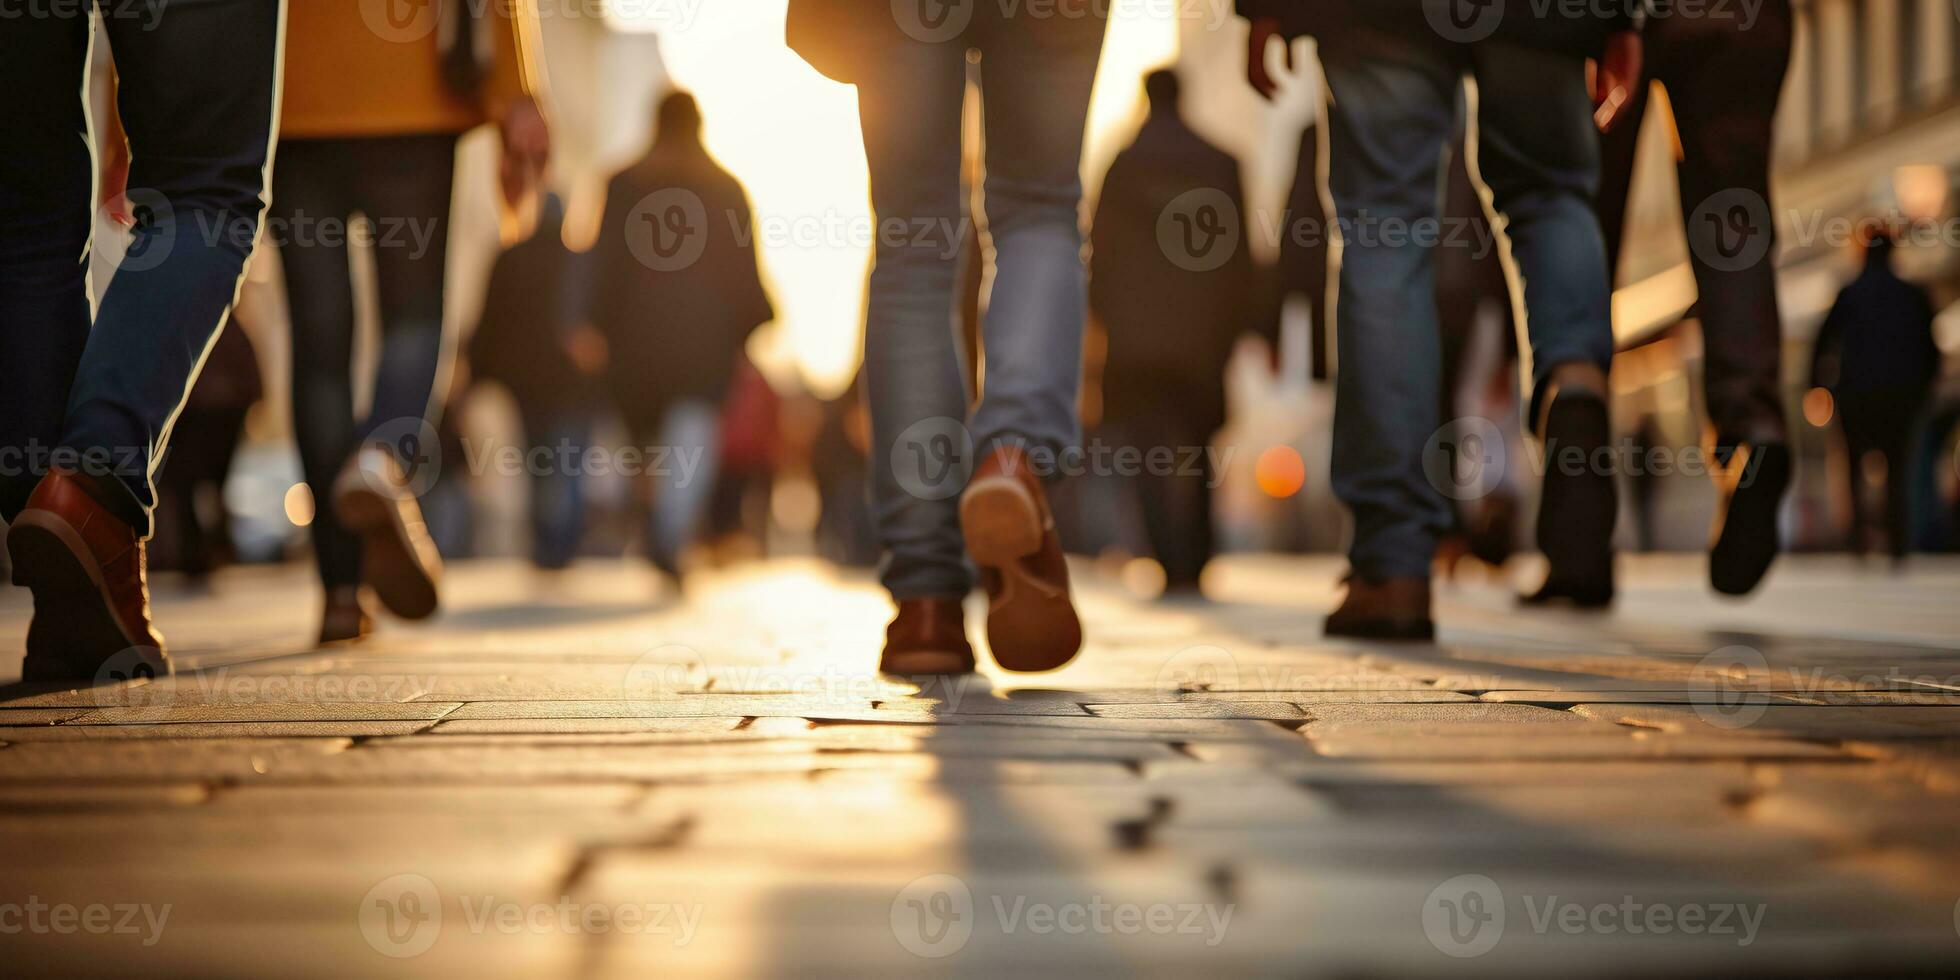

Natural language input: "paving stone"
[61,701,462,726]
[1085,702,1308,720]
[1570,703,1960,740]
[0,721,435,741]
[427,717,749,736]
[0,783,210,810]
[1307,730,1849,762]
[0,738,352,781]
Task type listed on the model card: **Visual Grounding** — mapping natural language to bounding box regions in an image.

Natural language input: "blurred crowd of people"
[3,1,1955,683]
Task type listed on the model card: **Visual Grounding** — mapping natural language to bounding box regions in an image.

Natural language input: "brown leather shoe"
[319,585,374,645]
[1324,574,1434,641]
[7,468,171,681]
[881,597,976,675]
[333,446,442,621]
[959,445,1082,672]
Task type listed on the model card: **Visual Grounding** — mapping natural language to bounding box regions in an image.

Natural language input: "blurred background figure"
[1811,230,1942,561]
[151,317,263,585]
[277,0,551,643]
[1090,69,1253,598]
[1596,0,1795,597]
[591,92,775,583]
[470,194,601,571]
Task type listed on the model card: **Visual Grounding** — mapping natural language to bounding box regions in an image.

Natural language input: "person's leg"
[1659,3,1793,450]
[648,398,722,577]
[0,9,91,523]
[1317,32,1458,586]
[329,134,458,621]
[352,135,459,447]
[856,40,972,602]
[965,10,1106,463]
[275,140,365,593]
[61,0,283,531]
[1879,416,1917,560]
[522,404,589,570]
[1471,42,1620,604]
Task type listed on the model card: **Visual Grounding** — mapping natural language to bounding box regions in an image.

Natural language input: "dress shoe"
[960,444,1082,672]
[7,468,171,682]
[333,446,442,620]
[1709,441,1790,597]
[319,584,374,645]
[881,597,976,675]
[1523,386,1616,608]
[1324,574,1434,641]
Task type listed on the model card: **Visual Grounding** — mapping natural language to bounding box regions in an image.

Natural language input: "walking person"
[276,0,551,643]
[789,0,1106,674]
[2,0,285,681]
[1811,230,1943,560]
[471,195,600,571]
[1596,0,1795,595]
[591,93,775,582]
[1246,3,1641,636]
[1091,70,1254,597]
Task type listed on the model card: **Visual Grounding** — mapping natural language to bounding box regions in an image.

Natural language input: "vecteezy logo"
[359,0,439,43]
[89,647,170,709]
[111,188,176,273]
[891,416,974,502]
[1424,0,1504,43]
[363,417,443,498]
[891,874,974,958]
[1422,416,1507,501]
[624,644,708,705]
[1423,874,1504,958]
[1687,189,1774,273]
[359,874,442,958]
[1156,188,1239,273]
[891,0,973,43]
[1688,645,1771,730]
[1155,645,1242,696]
[626,189,710,272]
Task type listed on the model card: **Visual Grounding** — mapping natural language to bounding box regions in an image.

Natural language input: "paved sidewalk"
[3,556,1959,977]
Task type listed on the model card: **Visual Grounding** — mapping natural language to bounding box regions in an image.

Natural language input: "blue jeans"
[1320,29,1615,580]
[634,399,721,577]
[0,0,284,535]
[855,8,1105,600]
[521,405,592,570]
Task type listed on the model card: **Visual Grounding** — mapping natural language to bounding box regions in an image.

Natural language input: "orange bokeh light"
[1255,445,1307,499]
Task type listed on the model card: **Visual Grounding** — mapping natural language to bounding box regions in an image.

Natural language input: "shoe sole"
[7,512,170,682]
[1536,394,1617,599]
[879,648,977,676]
[961,474,1082,673]
[335,484,441,621]
[1710,445,1790,597]
[1324,617,1435,642]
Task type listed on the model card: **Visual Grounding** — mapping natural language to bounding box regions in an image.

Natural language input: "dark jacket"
[1812,242,1941,402]
[1240,0,1641,51]
[471,206,589,412]
[1091,108,1253,429]
[591,130,775,427]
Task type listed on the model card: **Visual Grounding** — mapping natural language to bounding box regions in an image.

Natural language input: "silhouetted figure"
[1812,233,1942,559]
[1597,0,1794,594]
[278,1,552,643]
[472,195,597,570]
[1091,70,1253,594]
[592,92,774,579]
[152,322,263,581]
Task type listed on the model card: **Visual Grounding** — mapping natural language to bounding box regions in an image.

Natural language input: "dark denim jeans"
[0,0,284,535]
[273,135,457,591]
[1320,28,1616,580]
[854,7,1106,600]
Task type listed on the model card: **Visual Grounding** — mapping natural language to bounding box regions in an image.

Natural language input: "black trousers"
[1109,409,1218,589]
[1838,394,1923,558]
[1597,0,1793,447]
[272,135,457,590]
[0,0,283,532]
